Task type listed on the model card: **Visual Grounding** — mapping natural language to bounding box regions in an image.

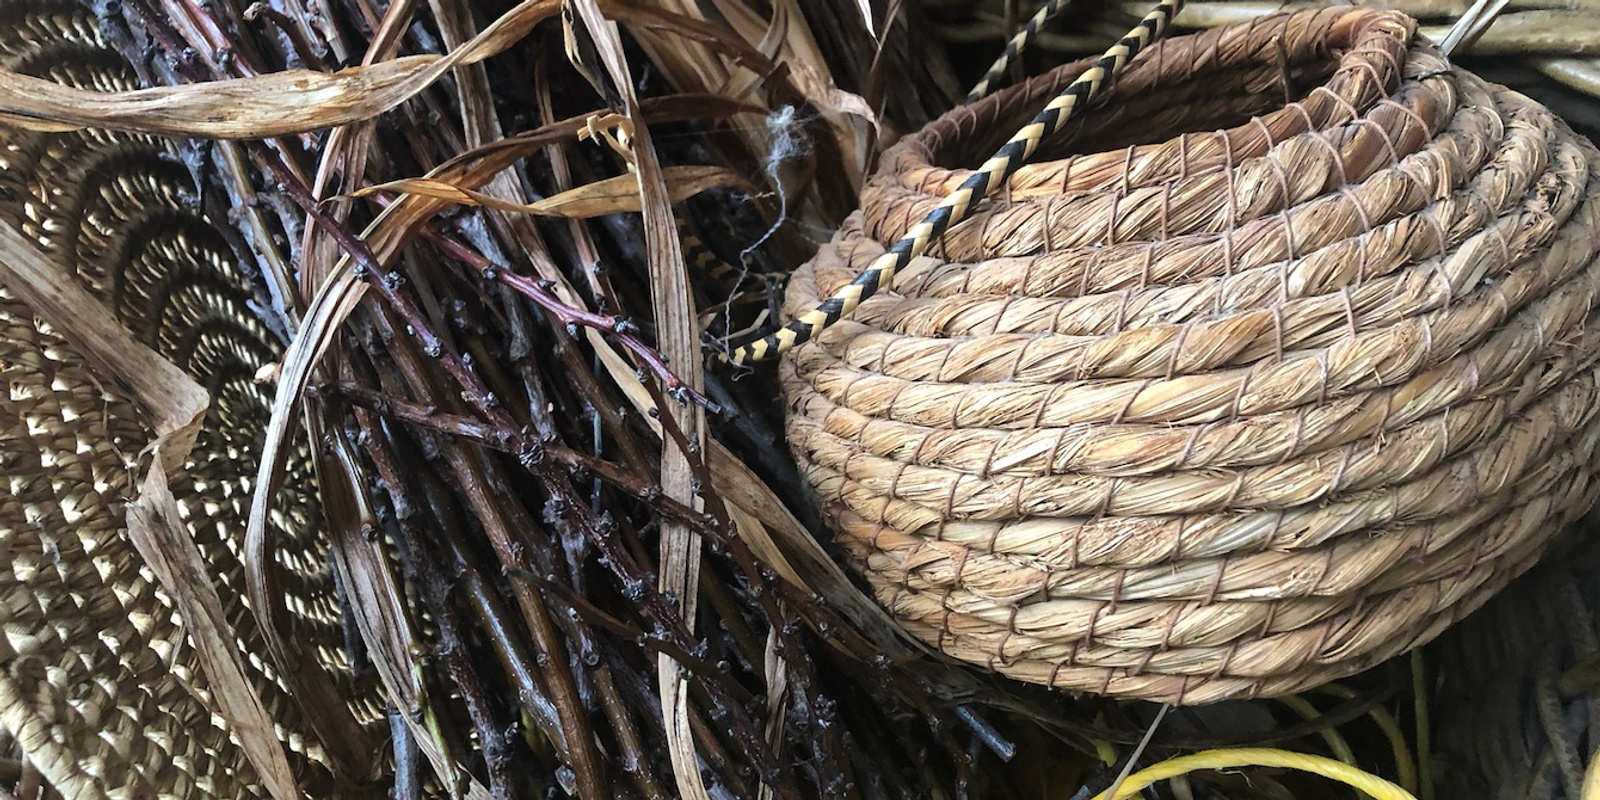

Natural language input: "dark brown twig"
[244,2,333,70]
[356,305,609,798]
[418,219,719,410]
[310,379,724,534]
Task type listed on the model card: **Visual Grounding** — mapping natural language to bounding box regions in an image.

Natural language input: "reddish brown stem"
[311,379,722,533]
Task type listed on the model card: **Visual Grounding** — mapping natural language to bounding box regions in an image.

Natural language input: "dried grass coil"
[780,7,1600,703]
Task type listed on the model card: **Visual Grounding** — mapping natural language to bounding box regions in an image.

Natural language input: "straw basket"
[780,7,1600,704]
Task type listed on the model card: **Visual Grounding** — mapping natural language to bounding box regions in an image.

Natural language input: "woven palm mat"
[780,7,1600,704]
[0,1,382,797]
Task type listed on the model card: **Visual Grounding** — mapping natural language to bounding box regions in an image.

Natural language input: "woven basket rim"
[883,7,1419,201]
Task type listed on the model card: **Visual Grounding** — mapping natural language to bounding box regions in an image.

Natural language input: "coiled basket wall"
[781,7,1600,704]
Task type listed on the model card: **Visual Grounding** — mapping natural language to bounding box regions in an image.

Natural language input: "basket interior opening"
[934,51,1345,169]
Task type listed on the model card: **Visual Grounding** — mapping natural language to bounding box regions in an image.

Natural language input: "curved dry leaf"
[0,0,563,138]
[562,2,721,798]
[617,3,785,80]
[0,55,442,137]
[857,0,877,38]
[359,165,753,218]
[353,177,488,208]
[432,93,765,176]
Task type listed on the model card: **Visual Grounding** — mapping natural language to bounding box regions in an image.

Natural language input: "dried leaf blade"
[358,165,752,217]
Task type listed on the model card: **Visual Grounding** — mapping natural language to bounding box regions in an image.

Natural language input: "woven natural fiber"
[781,7,1600,703]
[0,2,381,796]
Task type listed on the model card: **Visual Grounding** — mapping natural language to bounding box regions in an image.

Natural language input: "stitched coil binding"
[780,7,1600,703]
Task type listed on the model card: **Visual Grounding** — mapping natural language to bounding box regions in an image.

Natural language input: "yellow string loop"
[1088,748,1418,800]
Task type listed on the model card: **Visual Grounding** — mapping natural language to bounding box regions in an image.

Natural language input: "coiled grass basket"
[780,7,1600,704]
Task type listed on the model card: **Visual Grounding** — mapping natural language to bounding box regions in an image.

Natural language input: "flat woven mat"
[0,2,381,796]
[781,7,1600,703]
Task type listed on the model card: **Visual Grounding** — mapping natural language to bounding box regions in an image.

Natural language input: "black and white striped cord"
[965,0,1071,104]
[720,0,1185,365]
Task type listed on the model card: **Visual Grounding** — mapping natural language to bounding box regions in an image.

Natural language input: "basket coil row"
[781,7,1600,703]
[0,2,378,796]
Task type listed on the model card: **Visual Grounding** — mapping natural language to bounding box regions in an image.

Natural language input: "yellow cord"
[1583,743,1600,800]
[1411,650,1435,800]
[1315,685,1419,794]
[1086,748,1419,800]
[1276,694,1358,766]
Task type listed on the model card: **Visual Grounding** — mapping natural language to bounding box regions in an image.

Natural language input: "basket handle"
[965,0,1071,105]
[720,0,1186,365]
